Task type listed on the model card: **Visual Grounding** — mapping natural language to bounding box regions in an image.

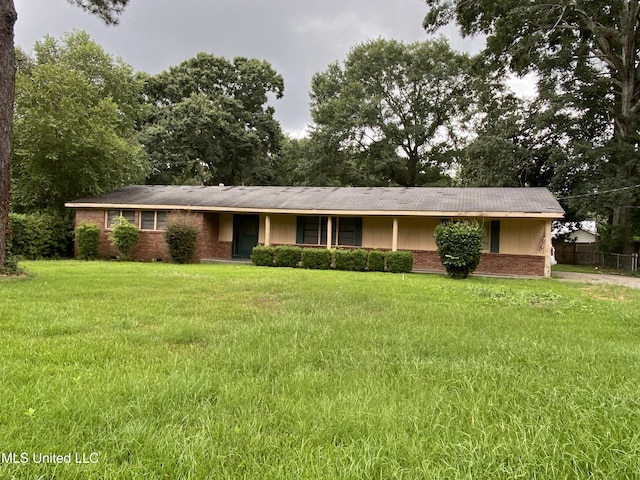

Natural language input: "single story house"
[65,185,565,277]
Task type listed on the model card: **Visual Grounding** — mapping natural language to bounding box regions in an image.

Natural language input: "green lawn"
[1,261,640,479]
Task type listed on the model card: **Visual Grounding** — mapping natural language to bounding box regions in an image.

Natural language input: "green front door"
[232,214,259,259]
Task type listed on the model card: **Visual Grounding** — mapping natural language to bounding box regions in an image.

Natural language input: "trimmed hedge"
[274,246,302,268]
[368,250,386,272]
[75,222,101,260]
[334,249,367,271]
[301,248,332,270]
[251,245,275,266]
[251,246,413,274]
[386,250,414,273]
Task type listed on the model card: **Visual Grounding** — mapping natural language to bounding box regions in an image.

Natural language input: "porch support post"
[327,216,332,249]
[264,215,271,247]
[392,217,399,252]
[544,219,552,278]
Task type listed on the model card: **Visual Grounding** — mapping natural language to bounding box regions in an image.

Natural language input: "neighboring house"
[552,221,599,265]
[65,185,564,277]
[553,221,598,244]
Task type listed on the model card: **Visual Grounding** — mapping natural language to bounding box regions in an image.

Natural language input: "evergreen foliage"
[74,222,101,260]
[386,251,414,273]
[434,221,484,279]
[164,216,199,264]
[334,249,367,271]
[301,248,332,270]
[109,217,140,261]
[367,250,386,272]
[8,212,71,259]
[251,246,275,267]
[274,246,302,268]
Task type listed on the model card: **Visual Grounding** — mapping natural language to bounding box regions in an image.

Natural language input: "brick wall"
[72,209,546,275]
[73,209,226,263]
[476,253,545,277]
[411,250,545,277]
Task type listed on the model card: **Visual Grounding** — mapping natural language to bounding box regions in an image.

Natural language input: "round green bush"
[109,217,140,261]
[75,222,101,260]
[434,221,484,279]
[164,216,199,264]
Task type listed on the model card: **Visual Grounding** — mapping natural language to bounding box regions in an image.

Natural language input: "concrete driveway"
[553,271,640,289]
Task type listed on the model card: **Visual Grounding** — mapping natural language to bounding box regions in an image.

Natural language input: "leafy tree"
[141,53,284,186]
[424,0,640,249]
[0,0,131,271]
[11,31,149,214]
[309,38,472,186]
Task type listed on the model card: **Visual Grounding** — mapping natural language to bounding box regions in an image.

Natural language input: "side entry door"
[232,214,259,259]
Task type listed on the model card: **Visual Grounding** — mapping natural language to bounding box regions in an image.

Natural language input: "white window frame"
[106,210,136,230]
[140,211,168,231]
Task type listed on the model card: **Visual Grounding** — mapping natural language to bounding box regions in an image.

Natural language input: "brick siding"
[411,250,545,277]
[73,209,546,275]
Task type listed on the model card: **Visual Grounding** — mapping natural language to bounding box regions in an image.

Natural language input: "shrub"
[251,245,275,266]
[434,221,484,279]
[368,250,386,272]
[0,254,23,276]
[334,249,367,271]
[165,215,199,264]
[109,217,140,261]
[301,248,332,270]
[8,212,72,259]
[386,250,414,273]
[75,222,101,260]
[274,246,302,268]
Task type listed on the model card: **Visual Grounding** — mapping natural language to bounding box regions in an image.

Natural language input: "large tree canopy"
[425,0,640,248]
[141,53,284,186]
[1,0,130,271]
[308,38,472,187]
[11,31,149,213]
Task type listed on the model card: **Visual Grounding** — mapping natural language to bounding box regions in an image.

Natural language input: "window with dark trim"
[296,216,362,247]
[483,220,500,253]
[490,220,500,253]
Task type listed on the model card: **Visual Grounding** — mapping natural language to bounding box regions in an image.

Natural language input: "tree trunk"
[0,0,16,271]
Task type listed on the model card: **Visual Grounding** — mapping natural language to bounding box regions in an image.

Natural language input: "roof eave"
[64,202,564,218]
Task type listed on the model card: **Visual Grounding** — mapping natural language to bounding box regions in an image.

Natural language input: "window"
[296,216,362,247]
[107,210,135,229]
[141,211,168,231]
[483,220,500,253]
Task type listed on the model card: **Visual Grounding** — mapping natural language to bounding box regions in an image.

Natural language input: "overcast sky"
[14,0,487,136]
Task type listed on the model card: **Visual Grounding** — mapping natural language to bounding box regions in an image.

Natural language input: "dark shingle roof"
[66,185,564,217]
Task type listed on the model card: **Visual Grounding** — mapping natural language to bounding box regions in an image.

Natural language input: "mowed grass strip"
[1,261,639,479]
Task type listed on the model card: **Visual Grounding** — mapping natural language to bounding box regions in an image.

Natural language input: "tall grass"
[0,261,639,479]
